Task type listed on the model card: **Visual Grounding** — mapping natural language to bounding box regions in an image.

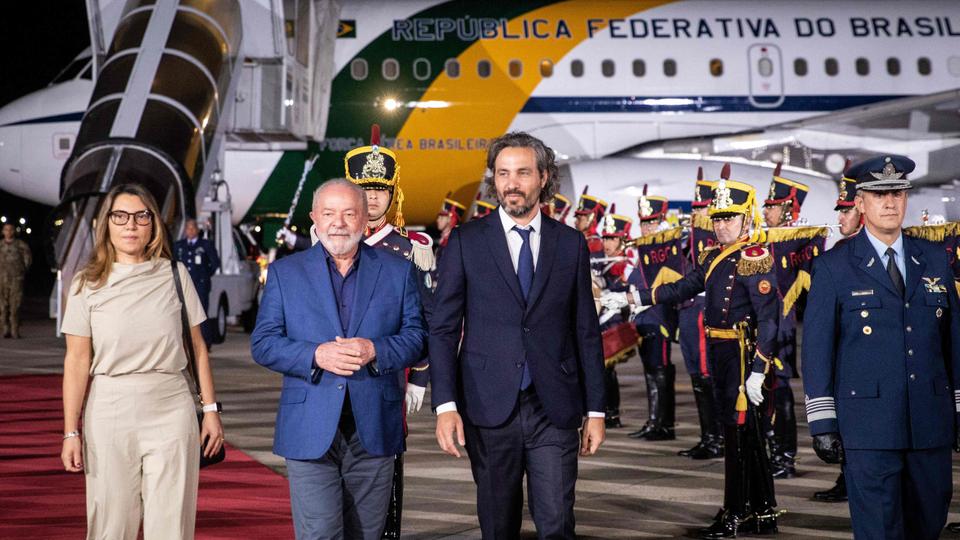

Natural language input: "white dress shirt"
[863,227,906,282]
[436,206,603,419]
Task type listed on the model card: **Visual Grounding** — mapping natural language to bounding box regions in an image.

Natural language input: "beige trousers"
[83,372,200,540]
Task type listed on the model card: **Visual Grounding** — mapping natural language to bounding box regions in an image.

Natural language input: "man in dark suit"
[803,155,960,540]
[174,219,219,346]
[252,179,427,539]
[430,131,606,539]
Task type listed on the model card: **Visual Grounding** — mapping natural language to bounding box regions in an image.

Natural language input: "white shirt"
[863,227,906,282]
[436,206,603,419]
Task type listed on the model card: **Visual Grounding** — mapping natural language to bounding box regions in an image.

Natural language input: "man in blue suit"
[802,155,960,540]
[174,219,219,346]
[430,132,606,539]
[251,179,427,540]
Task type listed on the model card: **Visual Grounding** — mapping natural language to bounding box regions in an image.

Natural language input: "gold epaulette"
[697,244,721,266]
[737,244,773,276]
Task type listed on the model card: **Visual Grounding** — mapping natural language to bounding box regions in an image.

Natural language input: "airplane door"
[747,44,784,109]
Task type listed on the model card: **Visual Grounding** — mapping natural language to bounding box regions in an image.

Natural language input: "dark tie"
[513,226,534,390]
[886,247,904,297]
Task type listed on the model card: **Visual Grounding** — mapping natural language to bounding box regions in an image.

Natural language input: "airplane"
[0,0,958,253]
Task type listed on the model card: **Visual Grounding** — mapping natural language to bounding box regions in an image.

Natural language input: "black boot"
[680,375,724,459]
[604,366,623,428]
[698,508,746,539]
[631,367,675,440]
[769,383,797,479]
[746,406,778,533]
[628,370,660,439]
[381,454,403,539]
[948,522,960,533]
[813,472,847,502]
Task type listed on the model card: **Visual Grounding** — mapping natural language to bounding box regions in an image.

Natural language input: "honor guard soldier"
[0,222,31,338]
[621,189,679,441]
[344,129,433,540]
[813,159,856,504]
[470,192,497,220]
[595,206,635,428]
[431,194,466,292]
[173,219,220,347]
[602,164,780,537]
[802,155,960,540]
[542,193,572,223]
[573,186,608,255]
[677,170,724,459]
[761,164,810,479]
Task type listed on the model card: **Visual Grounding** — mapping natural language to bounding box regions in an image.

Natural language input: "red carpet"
[0,374,294,539]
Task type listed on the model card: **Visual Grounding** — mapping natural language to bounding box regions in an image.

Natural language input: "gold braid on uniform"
[737,245,773,276]
[697,244,721,266]
[903,222,959,242]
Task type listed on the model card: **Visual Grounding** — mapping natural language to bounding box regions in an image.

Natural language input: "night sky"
[0,3,88,296]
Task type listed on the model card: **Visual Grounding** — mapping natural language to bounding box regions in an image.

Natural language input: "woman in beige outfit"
[60,184,224,540]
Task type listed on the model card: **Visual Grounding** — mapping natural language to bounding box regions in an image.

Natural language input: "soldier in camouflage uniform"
[0,223,31,338]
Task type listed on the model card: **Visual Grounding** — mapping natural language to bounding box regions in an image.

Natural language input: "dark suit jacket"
[802,231,960,450]
[429,212,605,430]
[251,243,427,458]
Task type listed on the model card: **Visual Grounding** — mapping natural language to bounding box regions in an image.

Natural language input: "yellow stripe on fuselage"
[394,0,674,223]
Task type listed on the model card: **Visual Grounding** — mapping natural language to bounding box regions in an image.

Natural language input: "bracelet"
[63,431,80,440]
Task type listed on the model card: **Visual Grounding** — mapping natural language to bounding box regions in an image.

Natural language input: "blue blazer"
[429,213,606,430]
[251,243,426,459]
[802,231,960,450]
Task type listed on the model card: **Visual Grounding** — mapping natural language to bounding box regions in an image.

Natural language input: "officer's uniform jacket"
[636,241,779,372]
[802,231,960,450]
[173,237,219,304]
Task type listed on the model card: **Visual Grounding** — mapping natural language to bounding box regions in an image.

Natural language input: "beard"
[318,226,363,256]
[498,188,538,218]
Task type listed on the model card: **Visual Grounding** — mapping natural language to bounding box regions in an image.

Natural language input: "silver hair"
[312,178,369,217]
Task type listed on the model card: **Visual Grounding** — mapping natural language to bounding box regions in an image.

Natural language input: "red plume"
[475,191,482,200]
[773,162,782,178]
[642,184,648,196]
[842,158,852,174]
[582,185,589,195]
[370,124,381,146]
[697,166,703,181]
[609,203,616,214]
[720,163,731,180]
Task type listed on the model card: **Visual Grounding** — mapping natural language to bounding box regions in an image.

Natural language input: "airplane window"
[509,60,522,78]
[758,58,773,77]
[382,58,400,80]
[887,57,901,76]
[710,59,723,77]
[57,137,72,151]
[477,59,491,78]
[663,59,677,77]
[413,58,431,81]
[540,59,554,77]
[918,57,932,76]
[350,58,368,81]
[632,59,646,77]
[794,58,808,76]
[948,56,960,77]
[601,59,615,78]
[445,59,460,79]
[825,58,838,76]
[571,59,584,78]
[856,58,869,76]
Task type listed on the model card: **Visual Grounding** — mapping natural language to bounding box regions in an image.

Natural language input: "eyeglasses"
[108,210,153,226]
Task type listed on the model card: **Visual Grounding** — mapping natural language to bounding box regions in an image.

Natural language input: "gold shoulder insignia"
[737,244,773,276]
[697,244,721,266]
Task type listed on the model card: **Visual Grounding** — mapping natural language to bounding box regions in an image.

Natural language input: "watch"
[201,402,223,413]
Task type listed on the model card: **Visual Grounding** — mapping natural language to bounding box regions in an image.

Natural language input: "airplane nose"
[0,125,23,196]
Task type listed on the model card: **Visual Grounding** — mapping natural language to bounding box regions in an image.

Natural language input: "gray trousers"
[286,429,394,540]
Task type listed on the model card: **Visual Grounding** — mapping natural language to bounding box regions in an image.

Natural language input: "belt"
[704,326,740,340]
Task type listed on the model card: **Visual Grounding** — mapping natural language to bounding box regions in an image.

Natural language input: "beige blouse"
[61,258,207,376]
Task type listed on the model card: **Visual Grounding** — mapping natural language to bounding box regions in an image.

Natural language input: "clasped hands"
[314,336,376,376]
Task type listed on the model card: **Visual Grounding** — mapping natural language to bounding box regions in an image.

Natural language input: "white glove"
[405,383,426,415]
[279,227,299,249]
[746,372,765,406]
[622,264,636,281]
[599,291,630,311]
